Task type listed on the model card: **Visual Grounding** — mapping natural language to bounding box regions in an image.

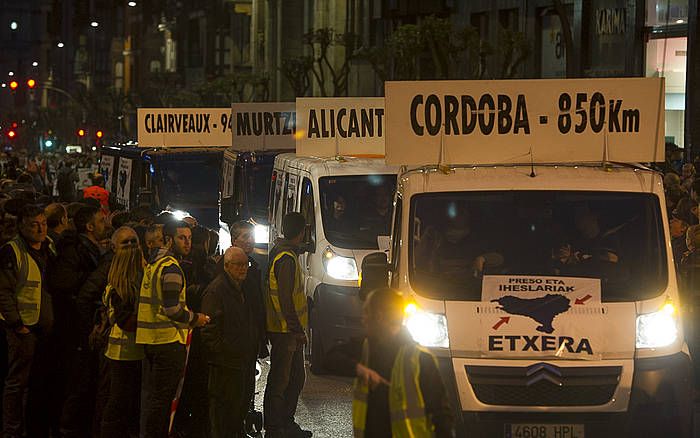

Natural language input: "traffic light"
[77,128,85,137]
[26,79,35,89]
[9,81,18,91]
[96,130,103,139]
[7,130,16,140]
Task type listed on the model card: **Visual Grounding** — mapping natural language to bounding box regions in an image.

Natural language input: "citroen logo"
[525,362,563,387]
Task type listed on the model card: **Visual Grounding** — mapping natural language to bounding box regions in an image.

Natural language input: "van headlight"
[323,247,358,281]
[404,303,449,348]
[636,303,678,349]
[254,224,269,244]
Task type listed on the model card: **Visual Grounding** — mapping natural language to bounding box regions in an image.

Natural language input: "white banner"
[296,97,385,157]
[77,166,98,190]
[137,108,233,147]
[231,102,296,150]
[99,155,115,190]
[385,78,665,165]
[477,275,604,359]
[116,158,133,209]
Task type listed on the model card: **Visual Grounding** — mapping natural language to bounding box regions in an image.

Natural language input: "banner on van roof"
[231,102,296,150]
[296,97,385,157]
[385,78,665,165]
[137,108,232,147]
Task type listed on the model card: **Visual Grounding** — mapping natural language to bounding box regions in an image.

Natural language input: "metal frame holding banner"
[231,102,296,151]
[137,108,233,147]
[384,78,665,166]
[295,97,385,157]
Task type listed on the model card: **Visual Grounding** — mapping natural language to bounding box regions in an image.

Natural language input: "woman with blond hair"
[100,226,146,438]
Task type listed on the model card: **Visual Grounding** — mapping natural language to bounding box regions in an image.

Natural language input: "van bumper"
[438,352,693,438]
[312,284,364,358]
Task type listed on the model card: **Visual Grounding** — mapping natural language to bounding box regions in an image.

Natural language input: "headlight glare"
[323,248,358,280]
[404,305,449,348]
[636,303,678,349]
[254,224,269,244]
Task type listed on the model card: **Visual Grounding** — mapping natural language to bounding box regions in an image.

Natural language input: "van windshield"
[158,159,220,205]
[320,174,396,249]
[247,162,273,220]
[409,191,667,302]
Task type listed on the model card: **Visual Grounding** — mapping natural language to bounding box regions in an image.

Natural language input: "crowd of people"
[0,151,457,438]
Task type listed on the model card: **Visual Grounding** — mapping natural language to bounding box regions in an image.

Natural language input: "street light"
[128,1,137,6]
[8,72,14,77]
[9,21,17,31]
[9,81,18,91]
[32,61,38,67]
[90,21,99,28]
[57,42,64,48]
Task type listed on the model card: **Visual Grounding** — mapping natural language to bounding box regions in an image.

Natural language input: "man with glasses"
[202,246,261,437]
[0,204,57,438]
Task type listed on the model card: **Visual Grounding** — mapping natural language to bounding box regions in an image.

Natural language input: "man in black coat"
[201,247,261,438]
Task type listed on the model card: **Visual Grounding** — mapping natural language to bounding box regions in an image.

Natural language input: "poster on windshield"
[137,108,233,147]
[384,78,665,165]
[478,275,604,359]
[116,158,132,209]
[100,155,115,190]
[296,97,385,157]
[231,102,296,151]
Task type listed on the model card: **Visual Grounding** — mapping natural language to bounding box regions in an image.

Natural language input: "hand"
[192,313,210,328]
[356,363,389,389]
[14,326,29,335]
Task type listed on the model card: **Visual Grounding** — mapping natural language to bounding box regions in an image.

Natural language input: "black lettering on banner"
[497,95,512,134]
[157,115,165,133]
[274,112,282,134]
[505,335,519,350]
[167,114,174,133]
[145,114,152,133]
[608,99,621,132]
[236,113,251,135]
[622,108,640,132]
[513,95,530,134]
[410,95,424,135]
[576,338,593,354]
[478,94,495,135]
[337,108,347,137]
[375,108,384,137]
[321,109,329,137]
[307,109,320,138]
[461,95,477,134]
[444,95,459,135]
[175,114,182,132]
[361,108,373,137]
[425,94,442,136]
[522,335,539,351]
[559,336,575,353]
[264,112,274,135]
[489,336,503,351]
[574,92,588,134]
[542,336,556,351]
[348,109,360,137]
[282,112,294,135]
[558,93,572,133]
[590,92,605,133]
[252,113,263,136]
[330,109,336,138]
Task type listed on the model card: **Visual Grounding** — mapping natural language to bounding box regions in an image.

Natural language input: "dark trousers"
[208,360,256,438]
[263,333,305,432]
[2,330,37,438]
[101,359,141,438]
[141,342,186,438]
[173,332,208,438]
[60,347,98,437]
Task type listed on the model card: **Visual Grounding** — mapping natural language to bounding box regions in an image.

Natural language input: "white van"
[269,153,398,372]
[358,78,693,437]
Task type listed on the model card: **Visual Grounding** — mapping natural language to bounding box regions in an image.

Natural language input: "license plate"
[505,423,584,438]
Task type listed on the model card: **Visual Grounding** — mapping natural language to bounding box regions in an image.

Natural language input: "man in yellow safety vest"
[352,288,455,437]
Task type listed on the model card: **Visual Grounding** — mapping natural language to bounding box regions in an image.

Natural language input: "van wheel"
[310,311,326,375]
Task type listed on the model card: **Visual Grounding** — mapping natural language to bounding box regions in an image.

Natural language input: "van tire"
[310,305,327,375]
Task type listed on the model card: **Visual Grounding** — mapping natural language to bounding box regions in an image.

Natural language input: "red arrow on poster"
[575,294,592,305]
[492,317,510,330]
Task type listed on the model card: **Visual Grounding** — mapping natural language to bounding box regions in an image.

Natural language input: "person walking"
[136,219,210,438]
[201,247,261,437]
[0,204,57,438]
[101,226,144,438]
[83,173,111,213]
[263,212,311,438]
[352,287,455,437]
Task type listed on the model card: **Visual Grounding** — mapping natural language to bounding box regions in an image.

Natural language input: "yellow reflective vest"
[266,250,308,333]
[136,255,189,345]
[0,236,55,326]
[103,285,144,361]
[352,340,435,438]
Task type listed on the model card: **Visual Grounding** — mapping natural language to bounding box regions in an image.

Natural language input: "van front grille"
[466,363,621,407]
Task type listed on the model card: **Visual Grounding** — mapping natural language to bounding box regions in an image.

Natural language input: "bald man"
[201,247,262,438]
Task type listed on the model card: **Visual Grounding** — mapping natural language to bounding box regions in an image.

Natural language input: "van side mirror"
[359,252,389,301]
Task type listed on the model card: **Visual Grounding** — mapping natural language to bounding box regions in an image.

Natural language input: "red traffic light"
[26,79,36,89]
[7,130,16,139]
[96,130,103,138]
[77,128,85,137]
[9,81,18,90]
[11,122,17,129]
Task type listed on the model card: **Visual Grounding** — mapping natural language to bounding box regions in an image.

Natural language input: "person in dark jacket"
[679,224,700,391]
[49,205,109,438]
[353,288,455,437]
[0,204,56,438]
[201,247,261,437]
[44,203,69,245]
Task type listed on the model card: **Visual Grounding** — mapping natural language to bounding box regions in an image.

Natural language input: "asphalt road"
[254,361,354,438]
